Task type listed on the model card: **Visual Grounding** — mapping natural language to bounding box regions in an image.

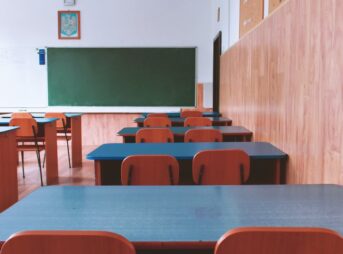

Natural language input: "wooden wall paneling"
[269,0,285,14]
[240,0,264,38]
[220,0,343,184]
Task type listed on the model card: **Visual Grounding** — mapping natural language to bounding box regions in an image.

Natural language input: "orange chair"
[9,118,45,186]
[121,155,179,185]
[136,128,174,143]
[192,149,249,185]
[184,129,222,142]
[180,110,202,118]
[184,117,212,127]
[143,117,171,127]
[147,113,168,118]
[215,227,343,254]
[11,112,32,118]
[0,231,136,254]
[45,113,71,168]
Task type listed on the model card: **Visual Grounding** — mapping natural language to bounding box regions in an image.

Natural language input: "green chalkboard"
[47,48,196,106]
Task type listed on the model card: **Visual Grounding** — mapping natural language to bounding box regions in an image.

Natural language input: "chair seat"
[16,137,45,142]
[57,135,72,141]
[57,128,71,133]
[17,144,45,152]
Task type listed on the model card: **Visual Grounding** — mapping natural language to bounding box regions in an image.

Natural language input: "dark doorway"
[212,31,222,112]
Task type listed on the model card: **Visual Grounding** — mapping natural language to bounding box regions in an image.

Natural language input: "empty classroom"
[0,0,342,253]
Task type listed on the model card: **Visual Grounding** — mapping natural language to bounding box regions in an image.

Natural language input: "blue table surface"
[0,118,58,125]
[1,113,81,118]
[87,142,287,160]
[134,117,232,123]
[0,185,342,242]
[0,126,19,133]
[118,126,252,136]
[141,112,221,118]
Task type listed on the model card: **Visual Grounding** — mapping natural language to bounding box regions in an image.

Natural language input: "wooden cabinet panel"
[269,0,285,14]
[240,0,264,37]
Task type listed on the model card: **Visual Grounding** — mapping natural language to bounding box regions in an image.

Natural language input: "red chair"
[184,129,222,142]
[215,227,343,254]
[9,118,45,186]
[184,117,212,127]
[136,128,174,143]
[0,231,136,254]
[11,112,32,119]
[192,149,250,185]
[143,117,171,127]
[121,155,179,185]
[180,110,202,118]
[147,113,168,118]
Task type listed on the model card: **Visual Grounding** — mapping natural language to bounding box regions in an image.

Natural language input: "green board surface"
[47,48,196,106]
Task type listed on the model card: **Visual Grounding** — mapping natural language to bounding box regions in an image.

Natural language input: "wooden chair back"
[121,155,179,185]
[147,113,168,118]
[184,129,222,142]
[193,149,250,185]
[180,110,202,118]
[136,128,174,143]
[11,112,32,119]
[184,117,212,127]
[0,230,136,254]
[143,117,171,127]
[215,227,343,254]
[9,118,38,138]
[45,112,66,129]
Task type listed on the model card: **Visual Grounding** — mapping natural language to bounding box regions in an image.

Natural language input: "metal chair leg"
[35,150,44,186]
[20,151,25,178]
[66,139,71,168]
[42,151,46,168]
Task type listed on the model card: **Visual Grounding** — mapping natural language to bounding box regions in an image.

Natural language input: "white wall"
[0,0,212,112]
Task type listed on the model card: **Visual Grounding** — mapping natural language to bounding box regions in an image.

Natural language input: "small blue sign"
[39,49,45,65]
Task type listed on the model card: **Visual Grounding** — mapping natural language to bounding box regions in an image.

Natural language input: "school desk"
[1,113,82,167]
[141,112,221,118]
[117,126,253,143]
[87,142,287,185]
[0,127,18,212]
[134,117,232,127]
[0,185,341,253]
[0,118,58,185]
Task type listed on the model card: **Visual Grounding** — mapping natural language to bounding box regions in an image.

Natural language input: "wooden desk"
[134,117,232,127]
[0,127,18,212]
[141,112,221,118]
[1,113,82,167]
[0,118,58,185]
[87,142,287,185]
[0,185,342,253]
[118,126,253,143]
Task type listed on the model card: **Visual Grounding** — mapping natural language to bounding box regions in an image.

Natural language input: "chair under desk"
[134,117,232,127]
[140,112,221,118]
[0,185,341,254]
[87,142,288,185]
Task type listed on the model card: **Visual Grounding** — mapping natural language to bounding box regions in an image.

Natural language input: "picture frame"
[58,11,81,40]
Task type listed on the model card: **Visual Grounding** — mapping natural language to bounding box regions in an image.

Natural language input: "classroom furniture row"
[0,185,342,253]
[87,142,287,185]
[134,116,232,127]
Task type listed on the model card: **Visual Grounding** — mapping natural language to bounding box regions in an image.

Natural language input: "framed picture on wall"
[58,11,81,39]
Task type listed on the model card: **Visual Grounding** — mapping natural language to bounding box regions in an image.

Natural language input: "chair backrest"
[121,155,179,185]
[184,117,212,127]
[11,112,32,119]
[184,129,222,142]
[45,112,66,129]
[143,117,171,127]
[9,118,38,138]
[147,113,168,118]
[193,149,250,185]
[215,227,343,254]
[0,230,136,254]
[180,110,202,118]
[136,128,174,143]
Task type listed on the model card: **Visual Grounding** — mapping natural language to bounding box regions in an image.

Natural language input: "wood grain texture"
[239,0,264,37]
[269,0,285,14]
[220,0,343,184]
[0,130,18,211]
[71,116,82,167]
[44,122,58,185]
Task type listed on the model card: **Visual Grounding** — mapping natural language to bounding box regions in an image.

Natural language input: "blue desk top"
[141,112,221,118]
[0,185,342,242]
[0,126,19,134]
[118,126,252,136]
[87,142,287,160]
[0,118,58,125]
[134,117,232,123]
[1,113,81,118]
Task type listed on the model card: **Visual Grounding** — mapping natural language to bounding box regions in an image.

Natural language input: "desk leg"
[274,159,281,184]
[0,131,18,211]
[95,161,101,185]
[45,122,58,185]
[71,116,82,167]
